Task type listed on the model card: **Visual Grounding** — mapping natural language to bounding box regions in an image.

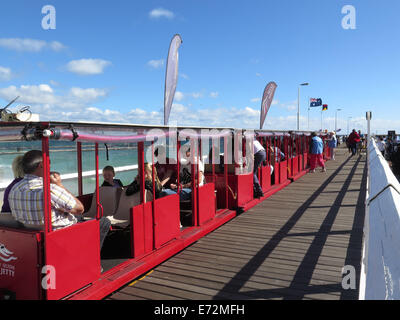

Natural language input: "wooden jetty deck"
[107,148,367,300]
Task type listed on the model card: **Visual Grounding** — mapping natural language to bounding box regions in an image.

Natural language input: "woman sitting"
[1,155,24,213]
[125,164,162,199]
[101,166,123,187]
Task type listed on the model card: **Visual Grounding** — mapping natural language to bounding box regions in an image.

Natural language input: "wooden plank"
[108,149,366,300]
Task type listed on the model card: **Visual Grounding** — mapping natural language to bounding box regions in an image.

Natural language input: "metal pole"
[321,110,323,131]
[77,142,83,196]
[297,86,300,131]
[335,108,342,133]
[335,110,337,133]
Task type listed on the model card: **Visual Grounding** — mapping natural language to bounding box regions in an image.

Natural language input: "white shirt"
[376,140,385,152]
[8,174,77,230]
[254,140,265,154]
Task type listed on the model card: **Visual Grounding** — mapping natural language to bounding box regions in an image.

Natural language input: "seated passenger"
[253,140,266,198]
[160,148,204,201]
[8,150,110,250]
[125,163,162,199]
[269,146,285,163]
[154,146,177,189]
[101,166,123,187]
[1,155,24,213]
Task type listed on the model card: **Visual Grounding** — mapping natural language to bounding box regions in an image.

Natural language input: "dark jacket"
[101,179,123,188]
[125,179,162,198]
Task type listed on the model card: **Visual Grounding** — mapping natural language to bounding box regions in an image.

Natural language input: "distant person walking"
[309,132,326,173]
[348,129,360,156]
[253,139,266,199]
[328,132,337,160]
[376,137,386,157]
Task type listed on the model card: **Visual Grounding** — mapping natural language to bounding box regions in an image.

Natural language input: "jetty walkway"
[107,147,367,300]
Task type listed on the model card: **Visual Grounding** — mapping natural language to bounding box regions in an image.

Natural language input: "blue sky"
[0,0,399,134]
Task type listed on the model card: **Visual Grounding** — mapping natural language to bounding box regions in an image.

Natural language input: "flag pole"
[321,109,323,131]
[307,96,310,131]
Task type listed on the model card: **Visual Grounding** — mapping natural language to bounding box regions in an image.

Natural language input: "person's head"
[12,155,24,179]
[311,132,317,138]
[143,163,153,180]
[154,145,168,164]
[143,163,161,186]
[154,145,166,157]
[22,150,44,177]
[102,166,115,183]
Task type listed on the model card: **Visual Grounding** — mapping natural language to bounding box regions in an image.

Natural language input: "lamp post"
[335,108,342,133]
[297,83,309,131]
[347,117,352,135]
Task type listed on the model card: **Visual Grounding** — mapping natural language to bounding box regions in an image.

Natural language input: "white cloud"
[149,8,175,19]
[0,38,66,52]
[0,84,108,113]
[1,86,393,133]
[69,87,108,102]
[180,73,189,80]
[147,59,164,69]
[0,66,12,81]
[210,92,219,98]
[66,59,111,75]
[172,91,204,101]
[190,92,203,99]
[0,84,57,105]
[49,41,66,52]
[278,100,297,111]
[251,97,261,103]
[245,107,260,116]
[174,91,184,102]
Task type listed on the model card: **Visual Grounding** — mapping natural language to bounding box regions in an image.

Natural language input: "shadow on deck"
[107,149,367,301]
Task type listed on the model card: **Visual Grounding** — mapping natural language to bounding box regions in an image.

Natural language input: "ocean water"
[0,141,142,207]
[0,138,221,208]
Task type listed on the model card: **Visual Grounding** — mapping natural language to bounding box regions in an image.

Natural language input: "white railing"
[359,138,400,300]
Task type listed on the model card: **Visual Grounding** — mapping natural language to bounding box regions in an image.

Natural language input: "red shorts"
[310,154,325,170]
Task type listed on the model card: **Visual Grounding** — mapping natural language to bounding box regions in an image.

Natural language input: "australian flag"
[310,98,322,107]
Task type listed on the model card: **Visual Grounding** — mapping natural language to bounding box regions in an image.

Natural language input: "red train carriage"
[0,122,323,300]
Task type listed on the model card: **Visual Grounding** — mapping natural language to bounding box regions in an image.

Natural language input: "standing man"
[348,129,361,156]
[309,132,326,173]
[253,139,267,198]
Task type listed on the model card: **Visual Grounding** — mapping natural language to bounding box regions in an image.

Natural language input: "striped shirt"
[8,174,78,230]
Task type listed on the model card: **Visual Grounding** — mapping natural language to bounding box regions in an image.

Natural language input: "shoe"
[254,191,264,199]
[310,169,315,173]
[321,168,327,173]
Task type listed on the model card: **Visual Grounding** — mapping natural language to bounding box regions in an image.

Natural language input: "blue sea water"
[0,141,140,197]
[0,138,218,207]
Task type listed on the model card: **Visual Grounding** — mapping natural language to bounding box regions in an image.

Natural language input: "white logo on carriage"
[0,243,17,262]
